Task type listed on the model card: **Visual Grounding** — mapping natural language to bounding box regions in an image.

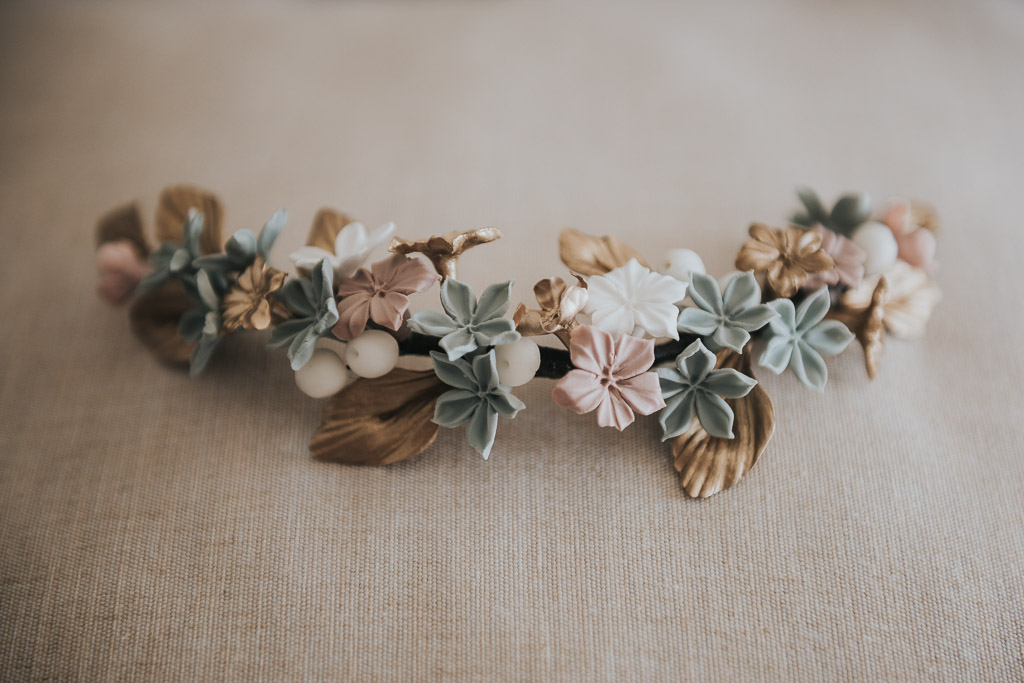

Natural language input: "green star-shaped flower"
[267,258,340,370]
[408,279,520,360]
[677,272,777,353]
[195,208,287,275]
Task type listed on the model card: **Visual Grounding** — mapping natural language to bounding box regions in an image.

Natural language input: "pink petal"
[568,325,614,376]
[551,369,607,414]
[610,334,656,379]
[376,254,440,295]
[896,229,937,269]
[337,268,375,298]
[883,198,913,236]
[332,294,372,340]
[595,392,635,431]
[613,373,666,416]
[368,291,410,331]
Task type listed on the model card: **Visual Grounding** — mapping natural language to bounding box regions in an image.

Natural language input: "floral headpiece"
[95,185,941,497]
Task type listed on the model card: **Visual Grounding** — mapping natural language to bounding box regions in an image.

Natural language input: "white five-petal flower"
[289,221,396,283]
[584,258,688,340]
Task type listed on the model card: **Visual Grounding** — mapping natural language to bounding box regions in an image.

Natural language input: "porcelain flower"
[677,272,776,353]
[267,258,340,370]
[289,220,396,282]
[196,208,287,275]
[431,350,525,460]
[802,225,866,290]
[759,287,855,390]
[735,223,834,299]
[584,259,688,340]
[657,340,757,440]
[178,270,224,377]
[407,278,520,360]
[139,209,206,295]
[332,254,440,340]
[221,257,288,333]
[551,325,666,431]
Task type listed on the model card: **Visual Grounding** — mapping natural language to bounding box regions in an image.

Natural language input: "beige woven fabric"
[2,0,1023,680]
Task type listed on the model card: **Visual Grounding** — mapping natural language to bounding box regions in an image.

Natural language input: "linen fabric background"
[2,0,1023,680]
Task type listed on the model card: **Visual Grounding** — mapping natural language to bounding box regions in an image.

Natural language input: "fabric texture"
[1,0,1022,679]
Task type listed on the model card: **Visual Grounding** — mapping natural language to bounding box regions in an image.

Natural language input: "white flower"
[289,221,396,282]
[585,258,688,340]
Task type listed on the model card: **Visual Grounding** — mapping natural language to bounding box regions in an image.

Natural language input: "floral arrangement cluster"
[96,185,941,497]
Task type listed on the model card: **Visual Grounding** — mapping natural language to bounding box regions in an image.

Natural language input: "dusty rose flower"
[96,240,150,305]
[551,325,666,431]
[333,254,440,340]
[882,198,937,270]
[735,223,834,298]
[222,257,288,333]
[803,225,866,290]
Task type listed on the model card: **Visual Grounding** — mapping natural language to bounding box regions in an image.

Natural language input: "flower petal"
[433,389,481,427]
[790,340,828,391]
[729,304,777,332]
[677,339,716,384]
[710,324,750,353]
[377,254,439,295]
[290,245,335,271]
[687,273,723,314]
[551,369,607,414]
[408,309,460,336]
[677,307,720,336]
[466,404,500,460]
[659,390,696,441]
[568,325,615,376]
[610,333,656,379]
[486,389,525,418]
[795,287,831,332]
[472,350,500,392]
[657,367,689,399]
[803,320,855,356]
[474,280,515,321]
[590,306,636,340]
[632,302,680,340]
[440,278,476,324]
[369,291,409,331]
[757,335,793,375]
[702,368,757,398]
[614,372,666,416]
[595,392,635,431]
[439,328,478,360]
[332,294,373,340]
[333,221,368,256]
[766,298,796,336]
[694,390,736,439]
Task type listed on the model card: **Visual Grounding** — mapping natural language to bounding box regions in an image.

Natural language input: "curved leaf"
[558,228,649,276]
[155,185,223,254]
[128,279,194,367]
[671,351,775,498]
[309,369,448,465]
[306,207,354,252]
[95,203,149,257]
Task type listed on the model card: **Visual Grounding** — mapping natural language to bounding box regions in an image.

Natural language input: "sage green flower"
[408,279,520,360]
[759,287,855,391]
[195,208,287,274]
[791,186,872,237]
[267,258,339,370]
[139,209,206,295]
[677,272,777,353]
[431,349,525,459]
[657,340,757,440]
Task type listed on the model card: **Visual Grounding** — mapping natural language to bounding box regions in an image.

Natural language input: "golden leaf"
[671,351,775,498]
[829,276,888,380]
[95,203,149,258]
[155,184,223,255]
[306,207,355,251]
[558,228,649,276]
[842,260,940,340]
[390,227,501,279]
[309,369,448,466]
[128,279,194,367]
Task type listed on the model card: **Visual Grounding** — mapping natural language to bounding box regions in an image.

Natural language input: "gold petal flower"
[222,257,288,333]
[513,275,588,347]
[841,260,940,340]
[735,224,834,299]
[389,227,501,279]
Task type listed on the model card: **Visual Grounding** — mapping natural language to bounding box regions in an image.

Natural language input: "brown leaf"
[558,228,649,276]
[155,185,223,254]
[95,203,149,258]
[309,369,448,466]
[306,207,355,251]
[128,279,193,367]
[671,351,775,498]
[828,276,888,380]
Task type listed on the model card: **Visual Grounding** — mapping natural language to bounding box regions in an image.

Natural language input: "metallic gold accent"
[389,227,501,280]
[95,203,149,258]
[309,368,448,465]
[557,228,649,276]
[829,276,888,379]
[128,279,194,367]
[513,275,588,348]
[155,185,222,254]
[841,261,941,340]
[305,207,356,252]
[670,350,775,498]
[735,223,834,299]
[222,257,289,333]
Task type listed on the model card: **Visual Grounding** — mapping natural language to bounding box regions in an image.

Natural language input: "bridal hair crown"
[95,186,941,497]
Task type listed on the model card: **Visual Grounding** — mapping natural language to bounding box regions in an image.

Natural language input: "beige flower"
[513,275,589,347]
[389,227,501,279]
[222,258,288,333]
[841,260,940,341]
[735,224,834,298]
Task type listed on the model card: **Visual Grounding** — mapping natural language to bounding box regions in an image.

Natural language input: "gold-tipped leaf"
[309,369,448,465]
[558,228,649,276]
[128,279,194,367]
[96,203,149,258]
[155,184,223,254]
[671,351,775,498]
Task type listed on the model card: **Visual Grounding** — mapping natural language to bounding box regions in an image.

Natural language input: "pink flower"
[802,225,866,291]
[332,254,439,340]
[551,325,666,431]
[96,240,150,305]
[882,198,937,270]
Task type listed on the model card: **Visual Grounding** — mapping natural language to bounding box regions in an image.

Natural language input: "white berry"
[295,348,351,398]
[494,338,541,387]
[663,249,706,285]
[345,329,400,379]
[851,222,898,275]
